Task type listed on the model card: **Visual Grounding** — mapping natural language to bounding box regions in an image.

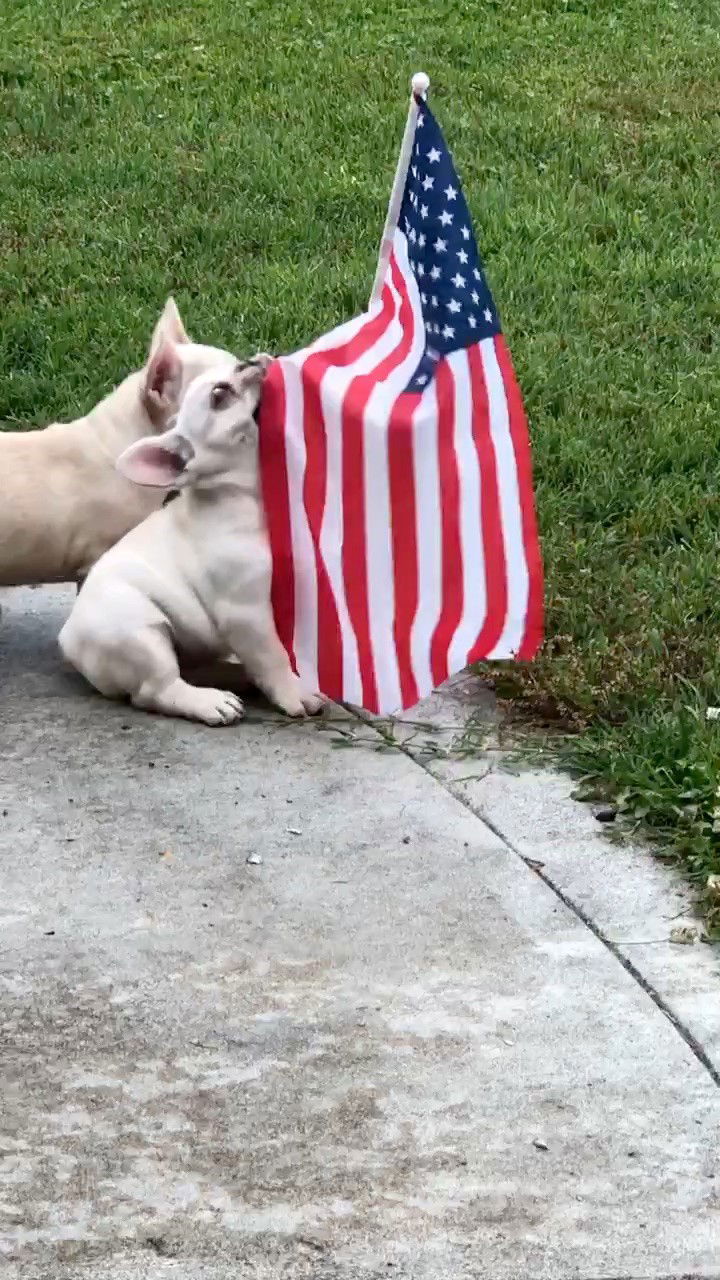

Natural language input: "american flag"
[259,83,543,714]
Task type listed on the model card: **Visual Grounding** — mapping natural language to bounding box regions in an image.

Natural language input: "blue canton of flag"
[400,100,501,393]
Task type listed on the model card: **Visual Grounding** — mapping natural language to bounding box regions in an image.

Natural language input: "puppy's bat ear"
[149,296,190,359]
[142,338,184,427]
[116,431,192,489]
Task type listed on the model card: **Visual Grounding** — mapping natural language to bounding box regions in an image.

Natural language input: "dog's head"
[117,355,272,491]
[141,297,240,431]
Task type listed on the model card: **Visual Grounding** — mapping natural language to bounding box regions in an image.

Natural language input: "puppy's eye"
[210,382,234,411]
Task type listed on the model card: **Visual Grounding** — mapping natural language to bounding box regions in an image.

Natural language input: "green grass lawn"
[2,0,719,917]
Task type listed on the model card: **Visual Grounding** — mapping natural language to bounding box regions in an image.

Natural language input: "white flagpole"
[369,71,430,308]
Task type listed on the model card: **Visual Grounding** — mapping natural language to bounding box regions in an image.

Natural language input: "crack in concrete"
[357,710,720,1093]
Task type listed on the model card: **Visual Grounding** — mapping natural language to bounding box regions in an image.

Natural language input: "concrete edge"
[351,675,720,1084]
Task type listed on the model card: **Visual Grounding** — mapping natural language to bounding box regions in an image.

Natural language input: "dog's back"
[0,298,237,587]
[0,405,160,586]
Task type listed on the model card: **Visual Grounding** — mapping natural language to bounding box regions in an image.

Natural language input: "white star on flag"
[422,175,434,191]
[430,265,441,280]
[439,210,453,227]
[468,315,477,329]
[433,238,447,253]
[457,248,468,264]
[446,298,461,314]
[420,204,428,218]
[444,184,458,201]
[471,290,479,304]
[483,307,493,322]
[442,324,455,339]
[427,147,441,163]
[461,226,470,240]
[451,272,466,288]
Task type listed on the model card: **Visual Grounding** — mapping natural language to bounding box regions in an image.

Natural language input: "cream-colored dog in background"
[0,298,237,587]
[59,356,325,726]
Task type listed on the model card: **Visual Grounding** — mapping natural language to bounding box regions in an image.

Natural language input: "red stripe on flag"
[259,362,296,671]
[465,342,507,663]
[388,389,422,708]
[429,358,463,687]
[342,254,416,711]
[300,370,342,696]
[299,283,398,698]
[494,335,544,660]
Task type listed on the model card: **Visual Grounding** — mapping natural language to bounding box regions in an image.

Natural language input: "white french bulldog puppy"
[59,356,325,726]
[0,298,238,587]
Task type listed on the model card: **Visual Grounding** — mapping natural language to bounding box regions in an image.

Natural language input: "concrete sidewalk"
[1,586,719,1280]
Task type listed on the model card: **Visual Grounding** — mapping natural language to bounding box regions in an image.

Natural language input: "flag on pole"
[259,73,543,715]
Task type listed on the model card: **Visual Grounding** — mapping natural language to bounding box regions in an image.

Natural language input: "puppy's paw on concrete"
[193,688,245,726]
[273,679,325,718]
[134,677,245,725]
[150,682,245,726]
[299,688,326,716]
[275,697,306,718]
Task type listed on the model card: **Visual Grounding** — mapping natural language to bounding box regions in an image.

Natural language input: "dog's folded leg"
[120,630,242,725]
[61,608,245,727]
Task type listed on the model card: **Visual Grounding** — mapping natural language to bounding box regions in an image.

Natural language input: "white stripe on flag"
[317,263,409,706]
[302,307,378,359]
[363,232,426,712]
[480,338,529,658]
[409,376,441,699]
[445,349,487,674]
[281,359,319,687]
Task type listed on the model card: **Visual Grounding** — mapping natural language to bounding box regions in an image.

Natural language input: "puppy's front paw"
[299,688,326,716]
[273,678,326,718]
[275,696,306,718]
[194,688,245,726]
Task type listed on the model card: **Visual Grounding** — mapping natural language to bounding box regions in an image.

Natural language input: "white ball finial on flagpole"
[412,71,430,98]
